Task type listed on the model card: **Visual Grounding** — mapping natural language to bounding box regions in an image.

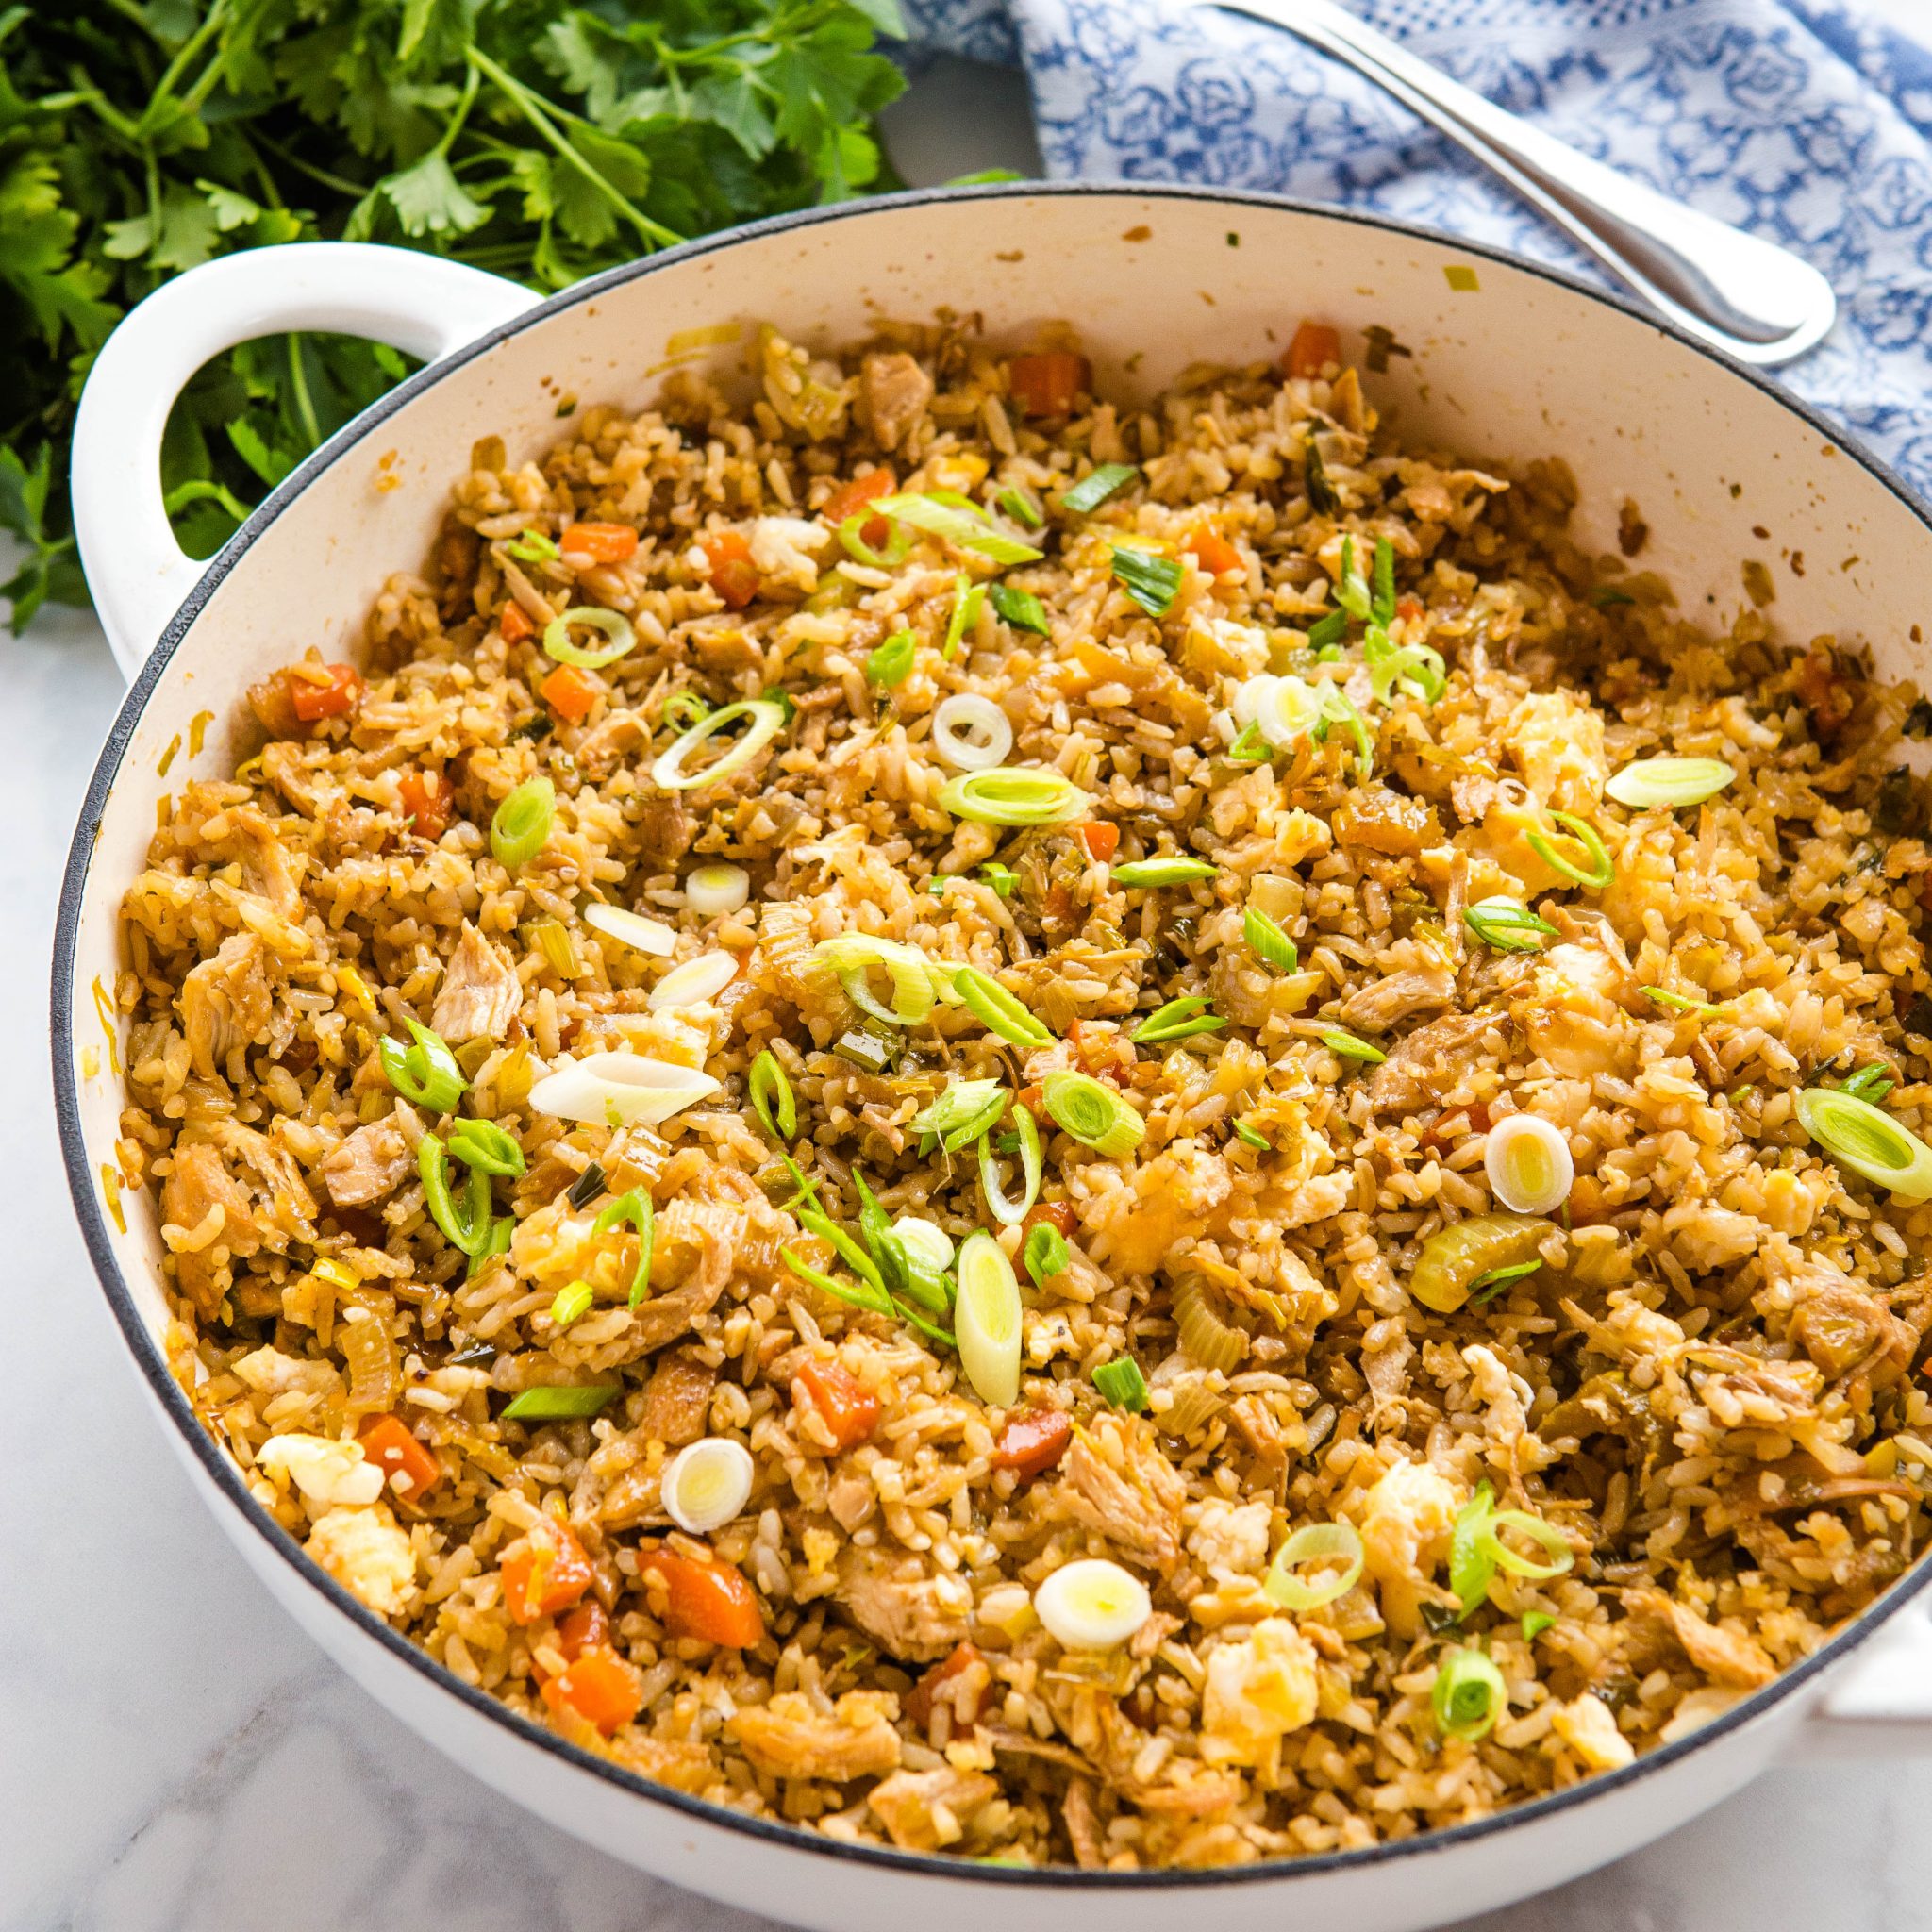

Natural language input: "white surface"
[13,14,1932,1926]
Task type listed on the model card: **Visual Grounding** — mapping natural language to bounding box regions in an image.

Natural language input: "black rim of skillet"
[50,180,1932,1889]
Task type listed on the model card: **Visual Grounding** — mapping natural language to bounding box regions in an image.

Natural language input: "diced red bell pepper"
[638,1545,765,1648]
[541,663,598,725]
[791,1357,879,1452]
[289,662,362,723]
[990,1407,1072,1481]
[1021,1200,1076,1240]
[1282,322,1342,380]
[699,529,759,610]
[1008,351,1091,420]
[558,521,639,564]
[501,1519,595,1624]
[823,468,897,552]
[358,1412,441,1501]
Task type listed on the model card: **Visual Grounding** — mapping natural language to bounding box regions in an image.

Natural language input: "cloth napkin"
[897,0,1932,498]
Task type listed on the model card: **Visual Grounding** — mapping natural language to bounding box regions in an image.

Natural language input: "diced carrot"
[541,1647,642,1734]
[1021,1199,1076,1240]
[397,769,455,841]
[906,1641,989,1728]
[791,1357,879,1452]
[500,600,536,645]
[700,529,759,610]
[558,521,639,564]
[541,663,598,725]
[1282,321,1342,380]
[638,1545,765,1648]
[557,1599,611,1663]
[822,467,897,552]
[289,662,362,723]
[990,1407,1071,1481]
[501,1519,595,1624]
[1396,594,1424,623]
[358,1412,442,1502]
[1008,351,1091,420]
[1079,821,1119,864]
[1183,528,1242,577]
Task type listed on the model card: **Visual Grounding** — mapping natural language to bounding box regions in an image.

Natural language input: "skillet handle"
[1788,1604,1932,1760]
[70,242,541,681]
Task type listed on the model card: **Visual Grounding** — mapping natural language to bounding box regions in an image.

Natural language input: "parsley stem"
[467,48,684,250]
[286,336,321,450]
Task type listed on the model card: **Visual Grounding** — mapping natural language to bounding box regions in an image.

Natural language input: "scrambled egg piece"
[1350,1455,1461,1638]
[1507,691,1607,813]
[306,1502,418,1617]
[1201,1619,1320,1766]
[257,1432,384,1507]
[1187,1500,1272,1579]
[1550,1691,1635,1772]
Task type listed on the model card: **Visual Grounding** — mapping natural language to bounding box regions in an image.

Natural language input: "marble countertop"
[13,19,1932,1926]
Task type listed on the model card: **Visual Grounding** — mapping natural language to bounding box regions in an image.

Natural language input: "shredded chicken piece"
[1661,1201,1761,1274]
[429,924,522,1041]
[727,1690,902,1781]
[179,933,271,1079]
[866,1765,997,1851]
[834,1546,973,1662]
[639,1350,717,1447]
[321,1107,419,1208]
[160,1141,262,1311]
[632,1195,739,1350]
[1369,1008,1499,1114]
[1061,1776,1105,1870]
[860,351,934,452]
[1055,1415,1187,1572]
[1629,1588,1775,1688]
[1339,966,1455,1034]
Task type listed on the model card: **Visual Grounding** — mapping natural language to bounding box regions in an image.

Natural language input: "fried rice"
[111,316,1932,1869]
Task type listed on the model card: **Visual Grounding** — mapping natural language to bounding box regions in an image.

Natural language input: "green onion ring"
[1432,1648,1507,1741]
[839,510,914,569]
[1480,1510,1575,1581]
[490,776,556,872]
[542,606,636,669]
[651,698,787,791]
[1264,1522,1365,1612]
[1794,1087,1932,1200]
[1463,897,1557,954]
[954,965,1054,1048]
[1525,809,1614,890]
[1041,1071,1145,1158]
[911,1077,1008,1151]
[417,1132,494,1257]
[377,1016,468,1113]
[593,1189,656,1307]
[446,1117,525,1177]
[1111,856,1219,888]
[1243,905,1299,974]
[979,1105,1041,1225]
[937,766,1091,825]
[815,935,937,1028]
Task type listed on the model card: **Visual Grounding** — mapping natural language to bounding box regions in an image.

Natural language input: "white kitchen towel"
[899,0,1932,494]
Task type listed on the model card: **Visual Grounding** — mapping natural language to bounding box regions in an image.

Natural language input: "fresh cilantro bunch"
[0,0,906,631]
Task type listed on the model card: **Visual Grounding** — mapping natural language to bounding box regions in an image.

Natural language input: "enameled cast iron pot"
[50,185,1932,1930]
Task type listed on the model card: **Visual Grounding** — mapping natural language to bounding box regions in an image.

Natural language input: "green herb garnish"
[989,584,1050,635]
[1110,545,1183,618]
[1059,462,1139,514]
[1092,1357,1149,1412]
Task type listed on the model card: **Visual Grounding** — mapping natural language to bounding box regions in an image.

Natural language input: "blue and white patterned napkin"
[898,0,1932,496]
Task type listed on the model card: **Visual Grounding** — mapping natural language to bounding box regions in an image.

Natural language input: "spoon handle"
[1204,0,1837,366]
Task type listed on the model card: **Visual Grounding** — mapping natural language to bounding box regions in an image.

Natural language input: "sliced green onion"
[543,606,635,669]
[1522,1611,1557,1641]
[1364,629,1446,706]
[1371,535,1396,626]
[651,698,786,791]
[1605,757,1736,809]
[1449,1481,1499,1614]
[1433,1648,1507,1741]
[942,575,986,661]
[1483,1509,1575,1581]
[955,1230,1023,1406]
[467,1214,513,1278]
[782,1245,893,1316]
[979,860,1017,897]
[1590,585,1635,608]
[761,684,797,725]
[1795,1087,1932,1200]
[1264,1522,1364,1612]
[501,1383,620,1421]
[1059,462,1139,514]
[865,629,917,687]
[1303,436,1340,516]
[1335,535,1372,621]
[1641,986,1721,1016]
[1092,1356,1149,1411]
[550,1277,595,1327]
[446,1118,525,1177]
[912,1077,1008,1154]
[491,776,555,871]
[661,690,711,733]
[525,917,578,979]
[1306,608,1348,650]
[593,1189,655,1306]
[1226,721,1272,765]
[417,1132,493,1257]
[1312,684,1374,778]
[988,584,1050,636]
[798,1206,891,1303]
[814,934,936,1027]
[1319,1028,1386,1064]
[839,510,915,569]
[892,1216,956,1274]
[996,486,1043,528]
[749,1049,796,1140]
[1233,1119,1270,1152]
[1111,856,1218,888]
[937,766,1090,825]
[873,492,1043,566]
[1464,897,1557,954]
[1131,994,1226,1045]
[1041,1072,1145,1158]
[1110,545,1182,618]
[954,966,1054,1048]
[979,1105,1041,1225]
[378,1016,468,1113]
[1243,905,1298,974]
[1525,810,1614,890]
[507,528,558,564]
[1023,1220,1069,1283]
[1840,1063,1898,1104]
[1485,1113,1574,1216]
[1469,1258,1542,1306]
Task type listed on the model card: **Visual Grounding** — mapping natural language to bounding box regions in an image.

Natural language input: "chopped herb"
[1590,586,1636,608]
[566,1161,608,1210]
[989,584,1051,635]
[1319,1027,1386,1064]
[996,486,1043,528]
[1840,1063,1898,1104]
[1092,1357,1150,1412]
[1306,609,1349,650]
[1059,462,1139,515]
[550,1278,595,1327]
[1024,1221,1070,1284]
[759,684,798,726]
[1110,546,1183,619]
[510,713,555,743]
[1304,436,1340,515]
[1904,699,1932,740]
[1131,994,1227,1045]
[1233,1119,1271,1151]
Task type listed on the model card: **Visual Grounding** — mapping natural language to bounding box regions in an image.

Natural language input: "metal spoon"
[1197,0,1837,365]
